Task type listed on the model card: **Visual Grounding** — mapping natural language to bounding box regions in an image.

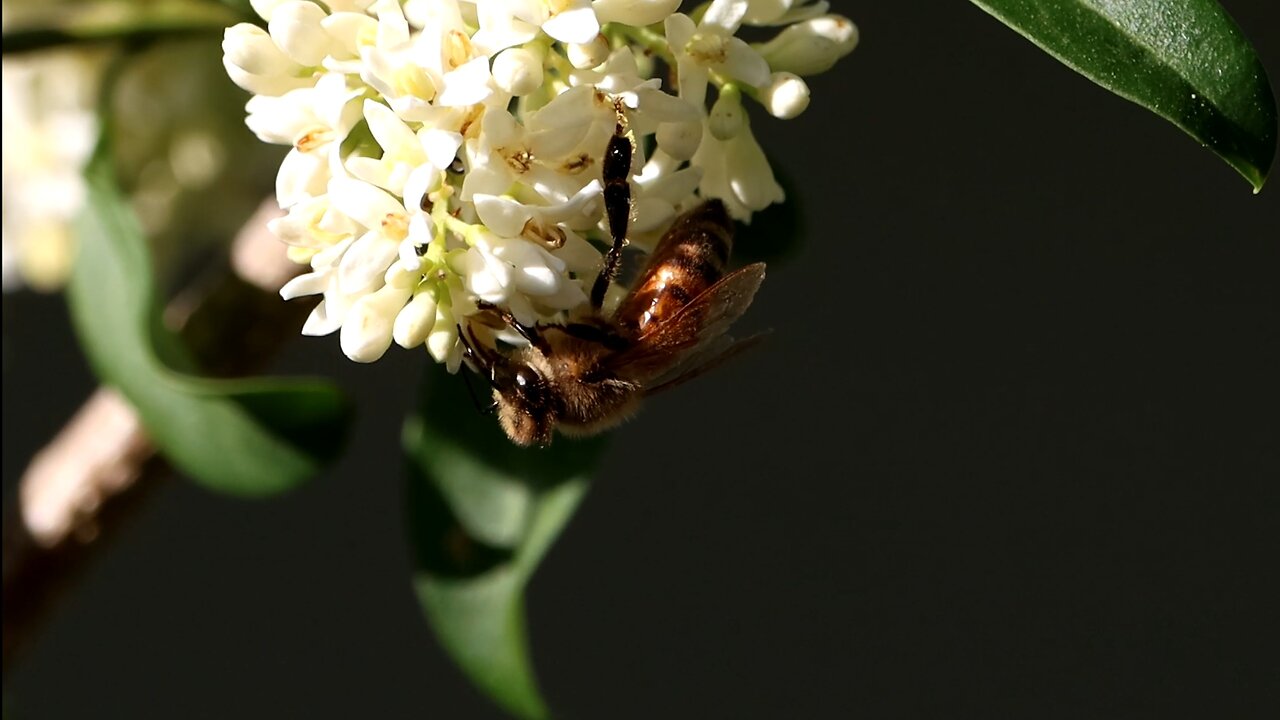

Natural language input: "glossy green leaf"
[405,364,609,720]
[67,146,351,496]
[969,0,1277,190]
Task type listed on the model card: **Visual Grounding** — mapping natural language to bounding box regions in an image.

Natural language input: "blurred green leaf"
[1,0,238,55]
[404,364,609,720]
[969,0,1277,190]
[67,145,351,497]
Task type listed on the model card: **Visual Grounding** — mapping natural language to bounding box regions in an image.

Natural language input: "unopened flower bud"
[393,287,439,349]
[426,304,459,364]
[656,119,703,160]
[222,23,309,96]
[592,0,682,27]
[757,15,859,77]
[566,35,610,69]
[268,0,329,66]
[759,72,810,119]
[341,284,412,362]
[223,24,292,77]
[709,86,746,141]
[492,47,544,96]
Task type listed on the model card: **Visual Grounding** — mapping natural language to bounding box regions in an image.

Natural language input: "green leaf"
[67,146,351,497]
[1,0,239,55]
[404,364,609,720]
[968,0,1278,190]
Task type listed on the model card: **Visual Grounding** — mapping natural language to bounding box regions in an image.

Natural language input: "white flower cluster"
[223,0,857,365]
[2,51,101,292]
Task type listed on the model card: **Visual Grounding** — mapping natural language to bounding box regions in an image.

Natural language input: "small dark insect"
[460,105,766,447]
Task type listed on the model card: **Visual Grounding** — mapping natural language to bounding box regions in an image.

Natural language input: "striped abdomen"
[614,200,734,338]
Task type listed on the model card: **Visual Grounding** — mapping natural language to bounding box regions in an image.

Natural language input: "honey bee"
[459,107,766,447]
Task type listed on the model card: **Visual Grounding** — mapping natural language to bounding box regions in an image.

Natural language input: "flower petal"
[437,56,494,107]
[339,229,400,293]
[474,194,535,238]
[701,0,748,32]
[542,5,601,45]
[721,38,771,88]
[269,1,331,67]
[328,177,405,229]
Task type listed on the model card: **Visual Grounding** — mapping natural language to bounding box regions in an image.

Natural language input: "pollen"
[687,33,728,64]
[502,147,535,173]
[522,219,567,248]
[444,30,475,71]
[561,153,593,173]
[295,129,334,153]
[381,212,410,241]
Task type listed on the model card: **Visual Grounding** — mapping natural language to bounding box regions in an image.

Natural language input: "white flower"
[492,47,545,96]
[228,0,856,366]
[327,177,416,294]
[742,0,830,26]
[758,71,810,119]
[1,52,99,292]
[693,117,783,220]
[632,153,704,234]
[245,72,364,207]
[346,99,461,199]
[268,193,359,264]
[456,231,588,325]
[393,286,440,349]
[497,0,601,44]
[426,302,464,372]
[268,1,334,67]
[756,14,859,76]
[565,36,611,69]
[708,85,747,140]
[592,0,682,27]
[574,48,700,136]
[474,180,603,240]
[462,103,602,202]
[222,23,315,97]
[665,0,771,108]
[341,282,413,361]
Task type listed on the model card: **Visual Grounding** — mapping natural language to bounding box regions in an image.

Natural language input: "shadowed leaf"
[67,144,350,496]
[970,0,1277,190]
[404,363,609,720]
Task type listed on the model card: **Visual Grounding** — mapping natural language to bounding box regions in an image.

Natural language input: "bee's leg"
[459,363,498,415]
[456,326,498,414]
[475,300,549,354]
[457,324,486,373]
[590,117,633,310]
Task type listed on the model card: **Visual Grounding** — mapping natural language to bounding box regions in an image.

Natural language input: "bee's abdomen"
[616,200,734,337]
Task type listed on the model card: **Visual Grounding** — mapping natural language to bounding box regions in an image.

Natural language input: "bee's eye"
[495,363,543,395]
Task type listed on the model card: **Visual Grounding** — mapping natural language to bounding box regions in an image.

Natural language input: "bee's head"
[492,359,555,447]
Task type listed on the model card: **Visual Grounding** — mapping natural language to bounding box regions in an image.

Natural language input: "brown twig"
[1,200,311,674]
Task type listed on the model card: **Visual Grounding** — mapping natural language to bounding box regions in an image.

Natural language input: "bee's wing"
[609,262,766,380]
[644,331,770,397]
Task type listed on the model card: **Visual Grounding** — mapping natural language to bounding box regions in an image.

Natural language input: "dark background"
[4,1,1279,717]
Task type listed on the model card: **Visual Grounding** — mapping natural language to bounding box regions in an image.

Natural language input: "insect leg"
[475,300,549,353]
[590,107,633,310]
[459,364,498,414]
